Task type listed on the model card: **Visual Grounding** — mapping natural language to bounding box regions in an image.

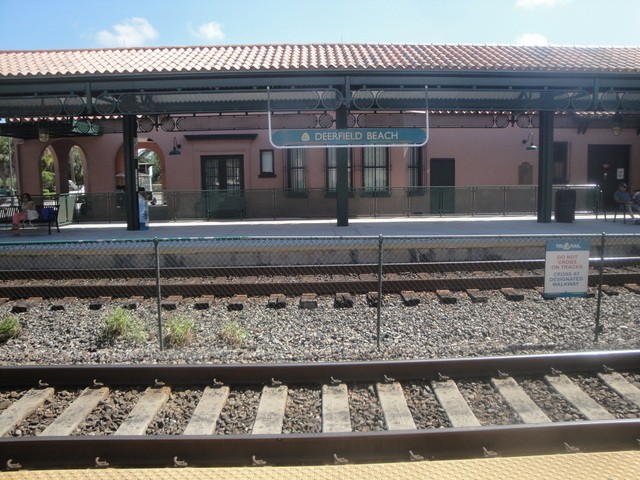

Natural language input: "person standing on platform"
[138,188,149,230]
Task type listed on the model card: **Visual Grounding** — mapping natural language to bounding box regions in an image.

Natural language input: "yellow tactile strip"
[3,451,639,480]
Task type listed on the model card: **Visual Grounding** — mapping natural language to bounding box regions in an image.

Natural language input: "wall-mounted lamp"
[611,114,622,136]
[37,122,49,142]
[522,132,537,151]
[169,136,182,155]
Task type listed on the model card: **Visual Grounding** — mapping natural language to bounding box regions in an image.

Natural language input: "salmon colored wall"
[13,125,640,194]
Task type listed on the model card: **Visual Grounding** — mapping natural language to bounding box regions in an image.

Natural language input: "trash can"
[555,189,577,223]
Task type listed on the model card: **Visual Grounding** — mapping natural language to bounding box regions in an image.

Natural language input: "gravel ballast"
[1,288,639,366]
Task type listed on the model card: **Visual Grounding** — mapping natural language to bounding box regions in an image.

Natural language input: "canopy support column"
[537,109,555,223]
[123,115,140,231]
[336,103,349,227]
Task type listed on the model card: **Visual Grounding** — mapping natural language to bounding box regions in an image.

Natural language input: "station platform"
[2,214,638,243]
[3,450,638,479]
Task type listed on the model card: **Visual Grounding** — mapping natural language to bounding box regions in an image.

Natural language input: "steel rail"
[1,351,639,470]
[3,420,639,470]
[0,258,638,280]
[0,272,638,299]
[2,350,638,388]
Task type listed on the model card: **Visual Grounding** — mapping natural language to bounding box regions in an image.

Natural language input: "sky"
[0,0,639,51]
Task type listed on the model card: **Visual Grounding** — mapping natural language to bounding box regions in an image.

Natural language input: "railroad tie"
[431,380,481,428]
[400,290,420,306]
[491,377,551,424]
[267,294,287,309]
[376,382,416,430]
[193,295,215,310]
[40,387,109,436]
[227,294,247,311]
[121,296,144,310]
[114,387,172,435]
[597,371,640,409]
[0,388,55,437]
[11,297,43,314]
[624,283,640,294]
[466,289,488,303]
[50,297,76,311]
[89,296,111,310]
[183,386,230,435]
[436,290,457,304]
[601,286,619,296]
[161,295,183,311]
[544,374,614,421]
[500,288,525,301]
[299,293,318,310]
[322,383,351,433]
[366,291,381,307]
[252,385,288,435]
[334,293,353,309]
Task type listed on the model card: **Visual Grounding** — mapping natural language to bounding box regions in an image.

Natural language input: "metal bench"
[3,204,60,234]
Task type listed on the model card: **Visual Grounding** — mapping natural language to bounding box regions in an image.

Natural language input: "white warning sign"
[543,240,590,299]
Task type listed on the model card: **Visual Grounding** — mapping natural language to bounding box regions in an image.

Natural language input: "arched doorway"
[115,139,166,204]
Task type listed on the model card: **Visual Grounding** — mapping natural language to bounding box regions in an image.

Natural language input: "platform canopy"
[1,44,640,138]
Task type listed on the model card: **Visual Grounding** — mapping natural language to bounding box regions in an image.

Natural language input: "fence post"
[376,235,384,349]
[154,238,164,351]
[594,232,606,342]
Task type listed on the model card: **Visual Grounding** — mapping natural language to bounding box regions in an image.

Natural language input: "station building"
[1,44,639,226]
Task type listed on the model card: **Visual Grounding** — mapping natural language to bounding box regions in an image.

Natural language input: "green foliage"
[69,146,84,187]
[0,136,15,192]
[219,319,248,348]
[165,315,195,347]
[102,307,147,344]
[40,149,56,194]
[0,314,21,343]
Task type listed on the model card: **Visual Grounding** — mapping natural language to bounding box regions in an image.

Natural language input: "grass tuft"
[102,307,147,344]
[0,314,21,343]
[165,315,195,347]
[219,319,247,348]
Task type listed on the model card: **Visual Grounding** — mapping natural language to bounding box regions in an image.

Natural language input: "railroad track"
[1,350,639,470]
[1,260,640,300]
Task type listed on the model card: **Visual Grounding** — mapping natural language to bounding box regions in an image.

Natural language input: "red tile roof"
[1,44,640,78]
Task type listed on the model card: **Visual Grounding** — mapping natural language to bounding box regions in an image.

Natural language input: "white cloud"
[516,33,549,46]
[96,18,159,48]
[188,22,225,43]
[516,0,570,7]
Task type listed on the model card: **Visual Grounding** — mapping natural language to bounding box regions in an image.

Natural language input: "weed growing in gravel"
[0,314,21,343]
[165,316,195,347]
[219,319,247,348]
[102,307,147,344]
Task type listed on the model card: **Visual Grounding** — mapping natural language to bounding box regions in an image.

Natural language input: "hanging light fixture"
[611,114,622,136]
[169,136,182,155]
[37,122,49,142]
[522,132,537,151]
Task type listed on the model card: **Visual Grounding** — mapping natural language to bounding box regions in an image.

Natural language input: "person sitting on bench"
[613,182,640,223]
[11,193,38,236]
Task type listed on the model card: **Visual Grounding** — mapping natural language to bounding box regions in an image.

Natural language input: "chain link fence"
[1,233,639,349]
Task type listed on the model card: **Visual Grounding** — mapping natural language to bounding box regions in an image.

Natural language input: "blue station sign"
[271,127,427,148]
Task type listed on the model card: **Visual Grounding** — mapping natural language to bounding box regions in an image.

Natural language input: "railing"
[20,184,601,223]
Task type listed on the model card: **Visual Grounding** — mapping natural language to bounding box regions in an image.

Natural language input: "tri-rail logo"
[554,242,582,250]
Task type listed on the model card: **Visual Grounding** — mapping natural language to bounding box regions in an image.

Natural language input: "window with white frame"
[287,149,306,190]
[326,148,352,191]
[259,149,275,177]
[362,147,388,191]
